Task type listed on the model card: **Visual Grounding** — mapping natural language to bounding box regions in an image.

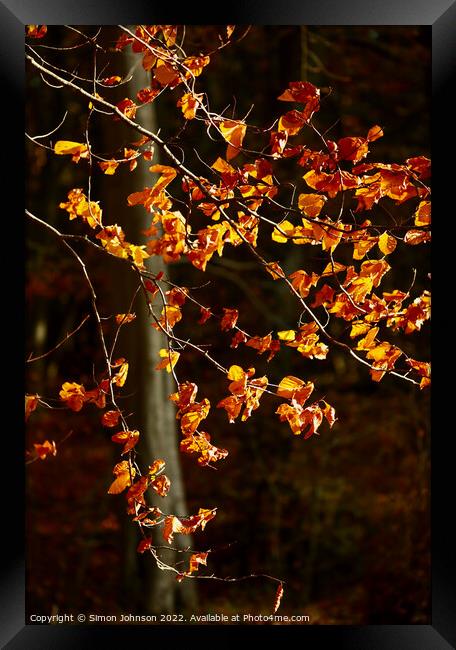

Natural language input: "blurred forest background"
[26,26,430,624]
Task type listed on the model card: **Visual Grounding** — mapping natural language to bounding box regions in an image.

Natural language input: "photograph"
[24,23,432,629]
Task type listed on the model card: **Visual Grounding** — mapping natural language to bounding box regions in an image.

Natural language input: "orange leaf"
[111,430,140,455]
[108,461,135,494]
[102,410,122,427]
[155,348,180,373]
[59,382,86,412]
[298,193,326,217]
[25,394,39,422]
[98,160,120,175]
[33,440,57,460]
[219,120,246,161]
[220,308,239,331]
[151,474,171,497]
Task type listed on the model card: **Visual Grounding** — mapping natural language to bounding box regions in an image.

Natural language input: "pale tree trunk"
[100,35,196,614]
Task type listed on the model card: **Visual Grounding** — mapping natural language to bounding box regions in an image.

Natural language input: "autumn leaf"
[108,460,135,494]
[33,440,57,460]
[298,193,326,217]
[111,358,129,387]
[102,410,122,428]
[111,430,140,455]
[378,232,397,256]
[151,474,171,497]
[188,552,208,574]
[177,92,203,120]
[219,120,247,161]
[25,394,39,422]
[155,348,180,373]
[98,160,120,175]
[116,98,137,119]
[220,308,239,331]
[277,376,314,404]
[54,141,89,163]
[59,382,86,412]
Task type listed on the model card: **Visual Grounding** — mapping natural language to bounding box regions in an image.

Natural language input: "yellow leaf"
[277,330,296,341]
[298,193,326,218]
[227,365,245,381]
[155,348,180,373]
[219,120,246,161]
[378,232,397,255]
[54,140,89,162]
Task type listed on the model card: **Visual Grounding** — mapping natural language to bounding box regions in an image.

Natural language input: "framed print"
[3,0,453,647]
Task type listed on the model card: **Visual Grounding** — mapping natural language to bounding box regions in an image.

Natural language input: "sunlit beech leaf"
[111,429,140,455]
[321,401,337,427]
[277,330,296,341]
[112,359,129,387]
[148,459,166,476]
[25,394,39,422]
[231,331,248,348]
[116,98,137,119]
[189,552,209,574]
[298,193,327,217]
[102,410,122,428]
[163,508,217,544]
[98,160,120,175]
[177,92,203,120]
[108,460,135,494]
[414,201,431,226]
[350,321,372,338]
[151,474,171,497]
[353,236,378,260]
[356,327,379,350]
[181,432,228,466]
[155,348,180,373]
[217,395,243,423]
[219,120,247,161]
[220,308,239,331]
[311,284,335,308]
[54,141,89,163]
[321,261,346,277]
[59,382,86,412]
[246,334,272,355]
[183,55,210,77]
[367,125,384,141]
[227,365,245,381]
[289,270,319,298]
[169,381,198,411]
[33,440,57,460]
[378,232,397,255]
[404,229,431,245]
[278,81,320,103]
[276,376,314,405]
[59,188,102,228]
[180,399,211,436]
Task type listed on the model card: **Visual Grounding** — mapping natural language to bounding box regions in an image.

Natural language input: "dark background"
[26,25,430,624]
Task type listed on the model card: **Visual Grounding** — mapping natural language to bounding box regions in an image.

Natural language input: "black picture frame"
[5,1,454,647]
